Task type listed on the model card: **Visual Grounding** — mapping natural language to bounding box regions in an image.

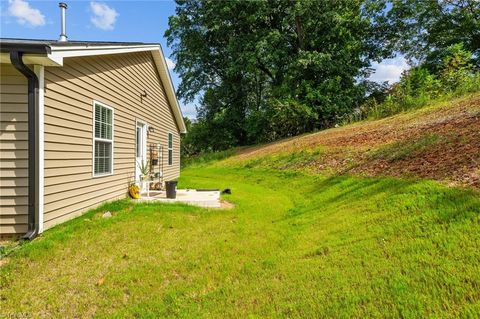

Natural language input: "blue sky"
[0,0,408,119]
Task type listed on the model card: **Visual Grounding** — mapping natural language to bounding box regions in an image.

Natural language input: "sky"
[0,0,408,119]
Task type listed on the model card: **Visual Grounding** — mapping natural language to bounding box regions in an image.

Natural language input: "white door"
[135,122,147,189]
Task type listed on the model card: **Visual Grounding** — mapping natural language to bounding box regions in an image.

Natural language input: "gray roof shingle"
[0,38,158,53]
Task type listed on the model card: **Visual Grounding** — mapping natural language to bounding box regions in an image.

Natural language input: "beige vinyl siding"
[0,63,29,236]
[43,51,181,230]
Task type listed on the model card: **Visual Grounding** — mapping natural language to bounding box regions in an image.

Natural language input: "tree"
[166,0,382,150]
[367,0,480,66]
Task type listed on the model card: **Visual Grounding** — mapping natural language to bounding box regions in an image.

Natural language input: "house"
[0,37,186,238]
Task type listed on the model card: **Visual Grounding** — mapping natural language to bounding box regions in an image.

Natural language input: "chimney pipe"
[58,3,67,42]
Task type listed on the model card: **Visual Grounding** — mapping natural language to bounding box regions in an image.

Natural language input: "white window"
[93,101,114,176]
[168,133,173,165]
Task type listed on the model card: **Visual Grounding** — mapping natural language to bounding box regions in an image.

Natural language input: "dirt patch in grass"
[219,200,235,209]
[232,94,480,188]
[352,118,480,187]
[0,258,9,268]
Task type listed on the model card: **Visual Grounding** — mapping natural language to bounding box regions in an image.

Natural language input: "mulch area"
[234,95,480,189]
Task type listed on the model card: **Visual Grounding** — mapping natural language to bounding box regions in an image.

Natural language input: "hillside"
[221,94,480,189]
[2,95,480,317]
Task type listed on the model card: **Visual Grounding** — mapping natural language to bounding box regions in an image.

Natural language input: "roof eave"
[151,50,187,134]
[0,41,187,134]
[0,43,51,54]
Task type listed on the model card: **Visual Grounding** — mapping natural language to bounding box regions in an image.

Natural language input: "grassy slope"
[1,168,479,317]
[1,95,480,318]
[226,93,480,188]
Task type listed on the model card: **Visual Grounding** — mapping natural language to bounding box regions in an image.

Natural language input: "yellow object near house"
[0,38,187,238]
[128,184,141,199]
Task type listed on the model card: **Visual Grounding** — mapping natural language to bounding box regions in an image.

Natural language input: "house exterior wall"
[0,63,29,236]
[42,51,181,230]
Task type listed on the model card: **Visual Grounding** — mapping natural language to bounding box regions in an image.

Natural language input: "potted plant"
[137,160,151,195]
[137,160,150,181]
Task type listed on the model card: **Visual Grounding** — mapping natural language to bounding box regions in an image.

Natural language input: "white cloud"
[369,57,410,84]
[165,58,176,70]
[90,1,118,31]
[7,0,45,27]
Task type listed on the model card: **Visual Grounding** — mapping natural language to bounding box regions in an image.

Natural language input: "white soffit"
[0,52,62,66]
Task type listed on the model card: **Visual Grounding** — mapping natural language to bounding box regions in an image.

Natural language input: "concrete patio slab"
[138,189,221,208]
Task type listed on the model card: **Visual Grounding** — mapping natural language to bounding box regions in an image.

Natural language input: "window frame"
[92,100,114,178]
[168,132,173,166]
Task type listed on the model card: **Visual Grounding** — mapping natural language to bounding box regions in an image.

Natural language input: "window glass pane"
[168,149,173,166]
[94,141,112,175]
[95,105,101,138]
[105,153,111,173]
[98,158,104,173]
[95,121,100,139]
[101,106,106,124]
[106,143,111,157]
[94,158,99,174]
[168,133,173,149]
[106,123,112,140]
[106,109,112,124]
[94,104,113,140]
[95,104,100,121]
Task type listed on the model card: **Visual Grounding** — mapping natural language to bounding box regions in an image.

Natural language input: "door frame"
[135,119,148,185]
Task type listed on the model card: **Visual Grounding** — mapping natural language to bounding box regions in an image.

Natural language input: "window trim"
[168,132,173,166]
[92,100,114,178]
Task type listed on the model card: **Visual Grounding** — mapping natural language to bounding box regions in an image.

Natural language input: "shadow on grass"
[278,173,480,224]
[2,200,204,261]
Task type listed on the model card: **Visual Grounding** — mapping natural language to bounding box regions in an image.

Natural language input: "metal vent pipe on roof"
[58,2,68,42]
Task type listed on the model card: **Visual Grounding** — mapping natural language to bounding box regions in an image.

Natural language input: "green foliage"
[438,44,478,93]
[241,148,324,171]
[347,45,480,122]
[171,1,480,153]
[137,160,150,177]
[167,0,380,152]
[2,167,480,317]
[247,99,318,143]
[181,149,236,168]
[367,0,480,65]
[181,117,238,156]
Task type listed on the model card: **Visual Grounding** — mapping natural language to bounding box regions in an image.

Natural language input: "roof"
[0,38,186,133]
[1,38,156,45]
[0,38,160,51]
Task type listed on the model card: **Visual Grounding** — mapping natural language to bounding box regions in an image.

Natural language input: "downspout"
[10,51,39,240]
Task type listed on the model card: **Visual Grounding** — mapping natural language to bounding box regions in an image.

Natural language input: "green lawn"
[1,166,480,318]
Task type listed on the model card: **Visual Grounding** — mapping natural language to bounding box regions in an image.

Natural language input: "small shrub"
[182,149,236,168]
[355,44,479,122]
[248,98,318,143]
